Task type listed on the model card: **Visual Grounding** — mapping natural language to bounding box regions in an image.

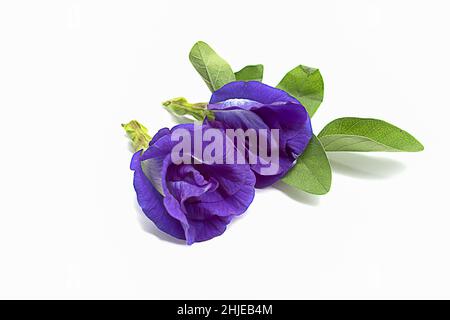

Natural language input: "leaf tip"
[190,40,208,51]
[415,140,425,152]
[299,64,319,75]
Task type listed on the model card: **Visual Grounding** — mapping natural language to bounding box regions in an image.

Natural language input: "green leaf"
[318,117,424,152]
[282,135,332,195]
[276,65,324,117]
[122,120,152,152]
[235,64,264,81]
[162,97,214,121]
[189,41,236,92]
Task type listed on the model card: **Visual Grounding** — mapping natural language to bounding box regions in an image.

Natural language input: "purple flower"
[208,81,313,188]
[131,123,255,245]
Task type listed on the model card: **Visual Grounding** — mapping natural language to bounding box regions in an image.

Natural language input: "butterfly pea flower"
[208,81,313,188]
[129,122,256,245]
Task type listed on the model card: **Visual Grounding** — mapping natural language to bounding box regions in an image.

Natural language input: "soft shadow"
[122,132,136,153]
[169,114,195,124]
[134,202,186,245]
[126,141,135,153]
[227,210,247,226]
[273,182,320,206]
[327,153,406,179]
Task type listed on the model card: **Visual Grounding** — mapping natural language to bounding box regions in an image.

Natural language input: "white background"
[0,0,449,299]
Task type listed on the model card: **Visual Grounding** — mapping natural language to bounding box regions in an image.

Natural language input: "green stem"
[162,97,214,121]
[122,120,152,152]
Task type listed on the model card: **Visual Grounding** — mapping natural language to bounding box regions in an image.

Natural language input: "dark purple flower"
[131,123,255,245]
[208,81,313,188]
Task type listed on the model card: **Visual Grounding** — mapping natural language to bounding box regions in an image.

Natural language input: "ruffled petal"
[209,110,311,186]
[252,102,312,158]
[132,122,256,245]
[184,215,233,245]
[207,84,313,188]
[210,81,299,105]
[130,151,185,240]
[212,109,269,132]
[186,163,256,217]
[149,127,171,147]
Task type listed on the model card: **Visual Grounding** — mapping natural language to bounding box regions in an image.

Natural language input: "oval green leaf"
[276,65,324,117]
[282,135,332,195]
[318,117,424,152]
[235,64,264,81]
[189,41,236,92]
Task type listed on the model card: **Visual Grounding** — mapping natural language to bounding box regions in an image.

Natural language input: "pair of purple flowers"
[131,81,312,244]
